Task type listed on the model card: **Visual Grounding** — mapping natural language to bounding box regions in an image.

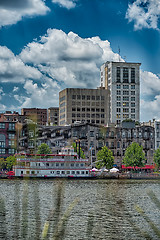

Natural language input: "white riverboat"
[14,147,91,178]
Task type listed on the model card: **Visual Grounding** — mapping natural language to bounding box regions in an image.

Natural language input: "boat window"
[76,171,80,174]
[26,171,30,174]
[56,163,59,167]
[31,171,35,174]
[37,171,39,173]
[51,163,54,166]
[71,163,74,167]
[56,171,60,174]
[46,163,49,167]
[81,171,85,174]
[86,171,89,174]
[62,171,65,174]
[80,163,84,167]
[61,163,64,166]
[21,171,23,174]
[76,163,79,167]
[71,171,75,174]
[66,171,70,174]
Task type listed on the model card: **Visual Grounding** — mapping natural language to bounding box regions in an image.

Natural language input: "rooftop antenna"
[118,46,121,62]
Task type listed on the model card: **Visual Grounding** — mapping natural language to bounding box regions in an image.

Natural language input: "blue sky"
[0,0,160,121]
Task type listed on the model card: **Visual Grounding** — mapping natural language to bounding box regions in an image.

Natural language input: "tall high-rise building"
[100,61,141,124]
[59,88,110,126]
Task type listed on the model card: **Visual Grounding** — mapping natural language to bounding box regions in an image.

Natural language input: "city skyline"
[0,0,160,122]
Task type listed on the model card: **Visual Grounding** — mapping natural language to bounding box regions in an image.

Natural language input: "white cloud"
[0,46,42,83]
[0,0,49,27]
[52,0,77,9]
[126,0,160,30]
[140,70,160,96]
[19,79,60,108]
[20,29,122,89]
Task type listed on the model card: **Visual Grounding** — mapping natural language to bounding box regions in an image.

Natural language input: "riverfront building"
[100,61,141,124]
[21,108,47,126]
[59,88,110,126]
[48,107,59,125]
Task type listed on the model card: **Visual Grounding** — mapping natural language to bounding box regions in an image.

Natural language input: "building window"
[123,68,129,83]
[123,108,129,113]
[9,123,15,130]
[117,96,121,101]
[92,96,95,100]
[82,95,85,100]
[131,103,135,107]
[117,67,121,82]
[131,114,135,119]
[0,123,5,129]
[117,108,121,112]
[77,108,80,111]
[123,91,129,95]
[123,85,129,89]
[9,140,15,146]
[87,95,90,100]
[60,96,65,102]
[123,102,129,107]
[101,114,104,118]
[117,102,121,107]
[131,68,135,83]
[77,95,81,100]
[8,149,15,154]
[131,97,135,101]
[72,95,76,99]
[117,90,121,95]
[117,85,121,89]
[131,85,135,89]
[131,91,135,95]
[123,114,129,118]
[96,96,100,100]
[123,96,129,101]
[131,108,135,113]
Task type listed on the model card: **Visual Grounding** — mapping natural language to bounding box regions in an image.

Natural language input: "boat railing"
[14,165,91,170]
[16,158,88,162]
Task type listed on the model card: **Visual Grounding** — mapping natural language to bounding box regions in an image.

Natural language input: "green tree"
[0,158,6,170]
[72,142,85,159]
[37,143,52,154]
[96,146,114,169]
[153,147,160,169]
[123,142,145,167]
[6,155,16,171]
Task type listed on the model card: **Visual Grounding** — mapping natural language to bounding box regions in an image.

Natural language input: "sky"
[0,0,160,122]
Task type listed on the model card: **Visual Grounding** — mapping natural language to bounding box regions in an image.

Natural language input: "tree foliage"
[123,142,145,167]
[6,155,16,171]
[37,143,52,155]
[0,158,6,170]
[96,146,114,169]
[72,142,85,159]
[153,148,160,169]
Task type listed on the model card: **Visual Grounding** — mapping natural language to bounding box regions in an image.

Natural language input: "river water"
[0,179,159,240]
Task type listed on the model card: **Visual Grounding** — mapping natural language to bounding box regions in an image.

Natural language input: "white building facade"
[100,61,141,125]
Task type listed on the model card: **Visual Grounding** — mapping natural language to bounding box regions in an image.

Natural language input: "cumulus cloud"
[18,79,60,108]
[140,70,160,121]
[20,29,122,89]
[126,0,160,30]
[13,86,19,92]
[0,0,49,27]
[0,46,42,83]
[52,0,77,9]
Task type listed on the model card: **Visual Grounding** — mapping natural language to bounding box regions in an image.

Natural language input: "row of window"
[35,162,84,167]
[117,102,135,107]
[117,114,135,119]
[117,90,135,95]
[0,148,15,154]
[117,96,135,101]
[23,170,89,175]
[117,85,135,89]
[72,102,105,107]
[72,108,105,112]
[72,95,104,101]
[0,123,15,129]
[116,67,135,83]
[72,119,104,124]
[117,108,135,113]
[72,113,105,118]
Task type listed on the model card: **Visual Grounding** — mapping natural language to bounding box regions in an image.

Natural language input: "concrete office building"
[59,88,110,126]
[100,61,141,124]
